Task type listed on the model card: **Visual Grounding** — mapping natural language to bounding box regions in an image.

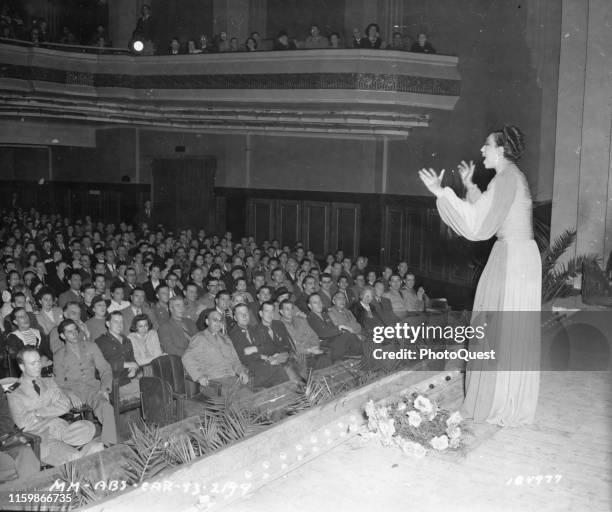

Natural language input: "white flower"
[449,437,461,449]
[397,439,427,458]
[407,410,422,427]
[430,435,449,451]
[446,411,463,428]
[447,427,462,440]
[413,396,433,415]
[397,402,407,412]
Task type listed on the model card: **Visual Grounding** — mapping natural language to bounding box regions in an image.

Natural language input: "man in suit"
[142,264,164,304]
[54,319,117,446]
[122,267,138,298]
[121,287,155,335]
[76,254,94,285]
[0,388,39,481]
[372,280,401,326]
[94,311,140,400]
[7,347,99,467]
[306,293,362,362]
[247,286,272,326]
[318,273,336,310]
[337,275,357,306]
[229,303,289,389]
[57,271,82,309]
[157,297,197,357]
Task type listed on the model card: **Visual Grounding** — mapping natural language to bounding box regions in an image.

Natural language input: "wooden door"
[277,200,301,248]
[331,203,360,258]
[302,201,330,258]
[152,158,216,232]
[248,198,274,243]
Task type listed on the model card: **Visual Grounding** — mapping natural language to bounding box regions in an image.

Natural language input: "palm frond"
[541,228,577,275]
[124,422,170,483]
[286,371,334,414]
[56,462,107,509]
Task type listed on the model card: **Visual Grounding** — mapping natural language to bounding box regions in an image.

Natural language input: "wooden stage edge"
[81,367,463,512]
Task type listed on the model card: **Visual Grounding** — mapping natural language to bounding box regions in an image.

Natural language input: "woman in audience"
[128,313,164,366]
[34,287,62,336]
[360,23,383,49]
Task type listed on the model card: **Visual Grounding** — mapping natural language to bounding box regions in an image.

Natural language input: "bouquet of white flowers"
[364,393,463,457]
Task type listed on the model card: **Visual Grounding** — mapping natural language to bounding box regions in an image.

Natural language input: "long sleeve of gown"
[436,170,517,241]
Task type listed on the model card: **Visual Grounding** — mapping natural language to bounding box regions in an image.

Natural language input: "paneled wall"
[246,198,360,258]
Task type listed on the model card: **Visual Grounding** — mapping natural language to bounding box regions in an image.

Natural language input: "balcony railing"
[0,40,461,137]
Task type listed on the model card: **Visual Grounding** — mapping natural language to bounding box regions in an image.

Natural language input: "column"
[551,0,612,263]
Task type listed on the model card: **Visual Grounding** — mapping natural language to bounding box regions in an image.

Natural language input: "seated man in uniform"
[1,389,39,482]
[229,303,290,389]
[7,347,100,467]
[182,308,250,398]
[54,319,117,446]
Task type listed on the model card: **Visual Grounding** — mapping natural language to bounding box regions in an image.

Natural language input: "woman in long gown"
[419,125,541,427]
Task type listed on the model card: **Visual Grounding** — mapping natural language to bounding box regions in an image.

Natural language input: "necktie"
[244,328,254,344]
[32,380,40,395]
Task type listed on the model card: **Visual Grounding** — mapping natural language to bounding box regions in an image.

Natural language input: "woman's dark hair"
[245,37,256,50]
[130,313,153,332]
[365,23,380,38]
[491,125,526,163]
[36,286,55,305]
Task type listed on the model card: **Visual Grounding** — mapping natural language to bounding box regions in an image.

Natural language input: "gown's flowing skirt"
[460,238,541,426]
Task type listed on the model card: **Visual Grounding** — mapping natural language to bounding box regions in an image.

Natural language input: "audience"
[0,202,446,462]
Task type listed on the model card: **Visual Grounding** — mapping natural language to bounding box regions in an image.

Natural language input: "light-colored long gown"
[436,163,541,426]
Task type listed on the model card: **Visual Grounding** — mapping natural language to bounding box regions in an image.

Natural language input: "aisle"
[221,370,612,512]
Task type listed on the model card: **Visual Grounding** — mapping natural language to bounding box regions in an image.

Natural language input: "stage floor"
[222,369,612,512]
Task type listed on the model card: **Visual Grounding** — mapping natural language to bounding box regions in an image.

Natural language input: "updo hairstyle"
[491,125,526,162]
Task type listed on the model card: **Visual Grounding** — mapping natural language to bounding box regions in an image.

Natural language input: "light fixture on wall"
[131,39,144,53]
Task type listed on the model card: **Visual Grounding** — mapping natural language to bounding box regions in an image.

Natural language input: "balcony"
[0,40,460,138]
